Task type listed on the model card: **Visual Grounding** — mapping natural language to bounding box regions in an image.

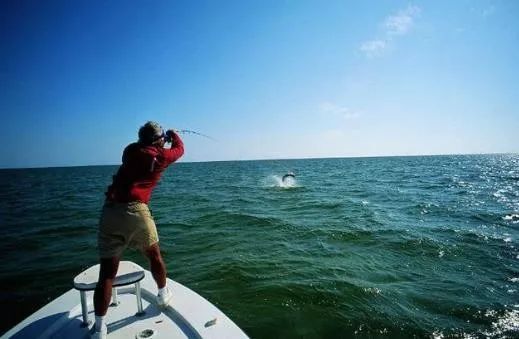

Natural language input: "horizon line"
[0,152,516,171]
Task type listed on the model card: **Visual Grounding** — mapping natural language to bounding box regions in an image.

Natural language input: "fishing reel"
[163,129,175,143]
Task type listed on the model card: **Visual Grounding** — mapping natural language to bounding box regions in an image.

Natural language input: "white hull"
[3,263,248,339]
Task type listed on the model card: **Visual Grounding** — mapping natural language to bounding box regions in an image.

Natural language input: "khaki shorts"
[98,201,159,258]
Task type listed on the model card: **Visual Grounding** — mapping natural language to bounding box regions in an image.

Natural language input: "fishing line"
[174,129,216,141]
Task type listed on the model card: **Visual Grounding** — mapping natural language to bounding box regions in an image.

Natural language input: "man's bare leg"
[93,257,120,316]
[143,243,166,288]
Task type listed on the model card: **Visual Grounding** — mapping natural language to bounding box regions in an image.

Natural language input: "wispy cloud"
[320,102,361,120]
[385,6,421,35]
[360,39,387,58]
[360,5,421,57]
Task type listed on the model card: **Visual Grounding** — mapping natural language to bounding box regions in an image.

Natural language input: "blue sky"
[1,0,518,168]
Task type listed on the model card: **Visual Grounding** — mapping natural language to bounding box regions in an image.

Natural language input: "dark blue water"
[1,154,518,338]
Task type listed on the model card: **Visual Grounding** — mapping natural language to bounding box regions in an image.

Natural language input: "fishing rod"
[173,129,216,141]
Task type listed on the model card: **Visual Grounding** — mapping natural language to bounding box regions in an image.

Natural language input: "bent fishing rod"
[171,129,216,141]
[175,129,215,140]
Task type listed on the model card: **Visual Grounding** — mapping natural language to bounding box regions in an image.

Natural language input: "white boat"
[2,261,249,339]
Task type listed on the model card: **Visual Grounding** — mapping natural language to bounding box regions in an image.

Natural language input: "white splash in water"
[503,214,519,224]
[265,175,299,189]
[363,287,381,295]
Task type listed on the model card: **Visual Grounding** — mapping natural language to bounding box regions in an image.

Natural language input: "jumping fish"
[282,172,295,183]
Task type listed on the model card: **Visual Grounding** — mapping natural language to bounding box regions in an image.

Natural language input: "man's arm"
[162,130,184,164]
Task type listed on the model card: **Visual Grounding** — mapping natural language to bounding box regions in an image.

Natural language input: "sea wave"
[2,155,519,337]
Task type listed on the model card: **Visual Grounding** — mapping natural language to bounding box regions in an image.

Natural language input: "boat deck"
[4,266,247,339]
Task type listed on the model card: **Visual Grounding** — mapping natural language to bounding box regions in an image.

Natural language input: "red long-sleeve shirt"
[105,133,184,204]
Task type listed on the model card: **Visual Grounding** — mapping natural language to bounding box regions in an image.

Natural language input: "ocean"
[0,154,518,338]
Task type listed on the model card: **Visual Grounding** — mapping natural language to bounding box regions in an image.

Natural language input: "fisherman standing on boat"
[92,121,184,339]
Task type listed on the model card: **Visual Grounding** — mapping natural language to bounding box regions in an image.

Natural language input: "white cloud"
[360,5,421,57]
[320,102,361,120]
[385,6,421,35]
[360,39,387,57]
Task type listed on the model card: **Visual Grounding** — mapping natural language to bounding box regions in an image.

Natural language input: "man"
[92,121,184,339]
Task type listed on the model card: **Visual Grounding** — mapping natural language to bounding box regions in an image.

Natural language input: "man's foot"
[91,324,107,339]
[157,286,173,307]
